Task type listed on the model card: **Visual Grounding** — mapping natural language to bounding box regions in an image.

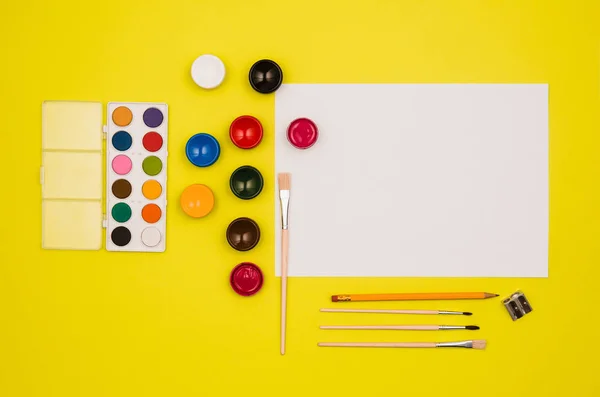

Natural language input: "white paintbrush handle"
[320,325,440,330]
[281,229,289,355]
[318,342,437,348]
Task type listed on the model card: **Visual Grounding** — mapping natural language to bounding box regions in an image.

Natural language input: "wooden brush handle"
[320,309,439,315]
[320,325,440,330]
[338,292,489,301]
[318,342,437,348]
[280,229,289,355]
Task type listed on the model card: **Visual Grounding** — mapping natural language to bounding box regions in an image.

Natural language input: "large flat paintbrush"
[278,173,291,355]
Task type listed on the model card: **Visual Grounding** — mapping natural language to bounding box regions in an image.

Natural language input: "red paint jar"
[287,118,318,149]
[230,115,263,149]
[230,262,264,296]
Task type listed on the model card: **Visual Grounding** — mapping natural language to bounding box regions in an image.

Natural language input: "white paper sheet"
[275,84,548,277]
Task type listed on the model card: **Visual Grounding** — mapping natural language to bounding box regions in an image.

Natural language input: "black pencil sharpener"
[503,291,533,321]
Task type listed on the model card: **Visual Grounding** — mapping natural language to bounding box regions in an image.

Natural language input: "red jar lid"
[287,118,318,149]
[229,115,264,149]
[230,262,264,296]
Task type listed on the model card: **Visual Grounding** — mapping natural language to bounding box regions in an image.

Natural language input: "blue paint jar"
[185,133,220,167]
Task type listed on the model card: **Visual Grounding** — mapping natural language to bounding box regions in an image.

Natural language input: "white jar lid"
[191,54,225,89]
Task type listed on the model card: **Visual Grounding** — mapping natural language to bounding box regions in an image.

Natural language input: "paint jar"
[180,184,215,218]
[186,133,220,167]
[229,115,263,149]
[191,54,226,89]
[229,165,264,200]
[287,118,318,149]
[249,59,283,94]
[230,262,264,296]
[226,217,261,251]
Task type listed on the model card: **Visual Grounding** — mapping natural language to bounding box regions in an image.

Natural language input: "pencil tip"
[463,312,473,316]
[466,325,480,330]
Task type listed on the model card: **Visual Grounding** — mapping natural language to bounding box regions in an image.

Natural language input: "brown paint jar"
[226,217,261,252]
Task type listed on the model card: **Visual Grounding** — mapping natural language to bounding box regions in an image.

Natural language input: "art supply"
[230,115,263,149]
[320,308,472,315]
[275,84,548,277]
[106,103,168,251]
[180,184,214,218]
[320,325,479,331]
[318,340,487,350]
[230,165,264,200]
[249,59,283,93]
[230,262,263,296]
[503,290,533,321]
[278,172,291,355]
[191,54,226,89]
[226,217,261,251]
[186,133,220,167]
[331,292,499,302]
[287,118,318,149]
[41,101,168,252]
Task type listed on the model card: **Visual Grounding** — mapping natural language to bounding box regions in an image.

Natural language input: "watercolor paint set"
[41,101,168,252]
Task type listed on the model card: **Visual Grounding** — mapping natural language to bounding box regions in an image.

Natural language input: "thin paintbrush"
[318,340,487,349]
[320,325,479,331]
[320,308,472,315]
[331,292,498,302]
[278,173,291,355]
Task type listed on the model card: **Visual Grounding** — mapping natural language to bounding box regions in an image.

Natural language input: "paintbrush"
[320,325,479,331]
[278,172,291,355]
[331,292,499,302]
[320,308,472,315]
[318,340,487,349]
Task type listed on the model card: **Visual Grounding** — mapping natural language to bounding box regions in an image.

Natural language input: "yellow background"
[1,0,599,396]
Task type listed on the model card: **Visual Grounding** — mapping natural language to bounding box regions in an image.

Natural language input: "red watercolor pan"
[229,262,264,296]
[287,118,318,149]
[229,115,263,149]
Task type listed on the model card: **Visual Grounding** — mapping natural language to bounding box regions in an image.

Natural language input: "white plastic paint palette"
[107,103,168,252]
[41,101,168,252]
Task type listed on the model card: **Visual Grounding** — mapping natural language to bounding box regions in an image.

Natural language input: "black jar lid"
[249,59,283,94]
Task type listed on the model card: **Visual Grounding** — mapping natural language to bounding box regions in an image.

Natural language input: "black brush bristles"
[466,325,480,330]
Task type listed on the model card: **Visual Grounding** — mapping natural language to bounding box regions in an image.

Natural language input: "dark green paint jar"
[229,165,264,200]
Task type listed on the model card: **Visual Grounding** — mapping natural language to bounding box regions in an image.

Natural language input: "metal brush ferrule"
[436,340,473,348]
[279,190,290,229]
[439,325,465,330]
[438,311,462,315]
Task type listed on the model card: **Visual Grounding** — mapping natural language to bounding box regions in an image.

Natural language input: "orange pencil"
[331,292,498,302]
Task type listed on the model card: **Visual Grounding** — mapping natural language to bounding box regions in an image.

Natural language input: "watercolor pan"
[41,101,168,252]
